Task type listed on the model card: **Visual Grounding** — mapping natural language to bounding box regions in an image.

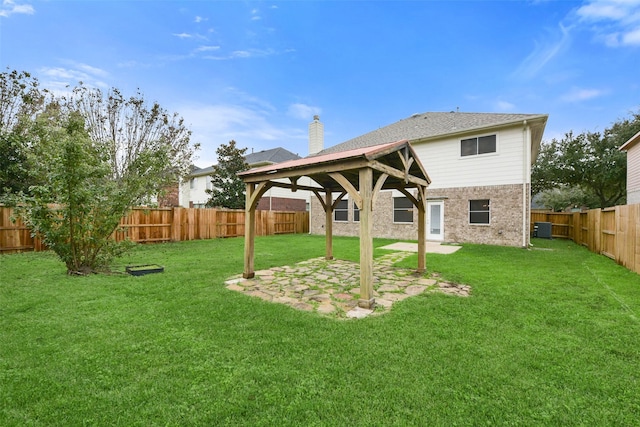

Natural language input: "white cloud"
[495,100,516,111]
[194,16,207,23]
[203,48,277,60]
[576,0,640,47]
[577,1,629,20]
[513,23,572,79]
[38,64,110,95]
[177,103,307,166]
[173,33,193,39]
[559,87,607,102]
[622,27,640,45]
[195,45,220,52]
[287,103,322,120]
[0,0,34,17]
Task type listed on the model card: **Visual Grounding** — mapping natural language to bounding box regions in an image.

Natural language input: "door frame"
[427,200,444,241]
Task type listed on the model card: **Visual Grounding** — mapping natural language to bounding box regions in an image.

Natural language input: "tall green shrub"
[23,110,132,274]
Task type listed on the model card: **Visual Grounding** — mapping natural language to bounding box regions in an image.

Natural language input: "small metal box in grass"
[126,264,164,276]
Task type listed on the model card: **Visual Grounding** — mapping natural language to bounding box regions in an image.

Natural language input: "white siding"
[179,174,211,207]
[180,175,312,208]
[413,126,528,189]
[627,145,640,204]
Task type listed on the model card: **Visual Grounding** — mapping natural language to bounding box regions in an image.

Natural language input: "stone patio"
[224,248,470,319]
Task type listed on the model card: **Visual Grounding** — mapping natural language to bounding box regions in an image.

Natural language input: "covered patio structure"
[238,139,431,309]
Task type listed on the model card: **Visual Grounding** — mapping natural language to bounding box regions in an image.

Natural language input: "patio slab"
[379,241,462,254]
[225,249,470,319]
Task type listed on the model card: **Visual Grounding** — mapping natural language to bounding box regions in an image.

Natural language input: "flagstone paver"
[225,251,471,319]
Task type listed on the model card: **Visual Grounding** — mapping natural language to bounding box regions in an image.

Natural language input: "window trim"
[353,201,360,222]
[460,133,498,158]
[469,199,490,225]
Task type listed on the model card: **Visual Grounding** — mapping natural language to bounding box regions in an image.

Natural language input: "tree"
[14,82,198,274]
[0,69,47,196]
[63,84,197,193]
[206,140,248,209]
[532,112,640,209]
[21,108,131,274]
[535,186,598,212]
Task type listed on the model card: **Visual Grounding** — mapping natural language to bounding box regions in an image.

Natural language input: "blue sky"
[1,0,639,167]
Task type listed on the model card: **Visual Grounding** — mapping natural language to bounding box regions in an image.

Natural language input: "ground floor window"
[469,199,490,224]
[393,197,413,223]
[334,199,348,222]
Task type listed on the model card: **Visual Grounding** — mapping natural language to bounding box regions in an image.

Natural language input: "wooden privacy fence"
[0,206,309,254]
[531,204,640,275]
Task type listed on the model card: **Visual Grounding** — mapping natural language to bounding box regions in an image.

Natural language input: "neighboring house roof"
[317,111,548,159]
[187,147,301,178]
[245,147,301,167]
[620,130,640,151]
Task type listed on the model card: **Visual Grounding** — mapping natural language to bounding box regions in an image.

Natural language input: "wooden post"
[417,186,426,273]
[358,168,374,309]
[325,189,333,260]
[171,207,181,242]
[243,183,256,279]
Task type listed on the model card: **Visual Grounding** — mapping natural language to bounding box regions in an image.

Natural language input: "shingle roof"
[188,147,301,177]
[245,147,301,165]
[318,111,548,155]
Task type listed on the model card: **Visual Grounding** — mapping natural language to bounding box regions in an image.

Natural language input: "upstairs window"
[334,199,348,222]
[461,134,496,157]
[469,199,490,224]
[393,197,414,223]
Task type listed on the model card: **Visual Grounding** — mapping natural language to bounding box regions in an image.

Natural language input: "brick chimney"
[308,115,324,155]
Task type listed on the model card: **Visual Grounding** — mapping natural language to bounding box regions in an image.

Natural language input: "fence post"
[171,207,181,242]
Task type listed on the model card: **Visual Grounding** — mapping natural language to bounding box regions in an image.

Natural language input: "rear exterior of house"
[309,111,548,247]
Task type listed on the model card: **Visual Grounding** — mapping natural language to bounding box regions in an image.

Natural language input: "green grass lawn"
[1,235,639,426]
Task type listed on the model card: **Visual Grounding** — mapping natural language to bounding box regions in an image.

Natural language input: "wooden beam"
[331,190,348,211]
[397,149,415,184]
[241,158,372,183]
[325,189,333,260]
[369,160,430,187]
[372,173,389,208]
[328,172,363,209]
[313,189,327,211]
[243,183,256,279]
[358,167,375,309]
[247,181,273,211]
[267,180,326,193]
[417,185,426,273]
[395,186,420,208]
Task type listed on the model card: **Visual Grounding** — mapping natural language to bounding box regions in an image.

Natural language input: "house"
[309,111,548,247]
[619,130,640,204]
[179,146,310,210]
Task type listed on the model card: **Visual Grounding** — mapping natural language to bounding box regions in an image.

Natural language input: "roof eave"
[620,130,640,151]
[409,114,549,144]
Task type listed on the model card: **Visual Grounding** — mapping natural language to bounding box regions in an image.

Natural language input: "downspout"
[522,120,529,247]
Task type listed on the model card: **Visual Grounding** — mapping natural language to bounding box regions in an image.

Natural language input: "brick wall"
[158,184,180,207]
[310,184,529,247]
[256,196,307,212]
